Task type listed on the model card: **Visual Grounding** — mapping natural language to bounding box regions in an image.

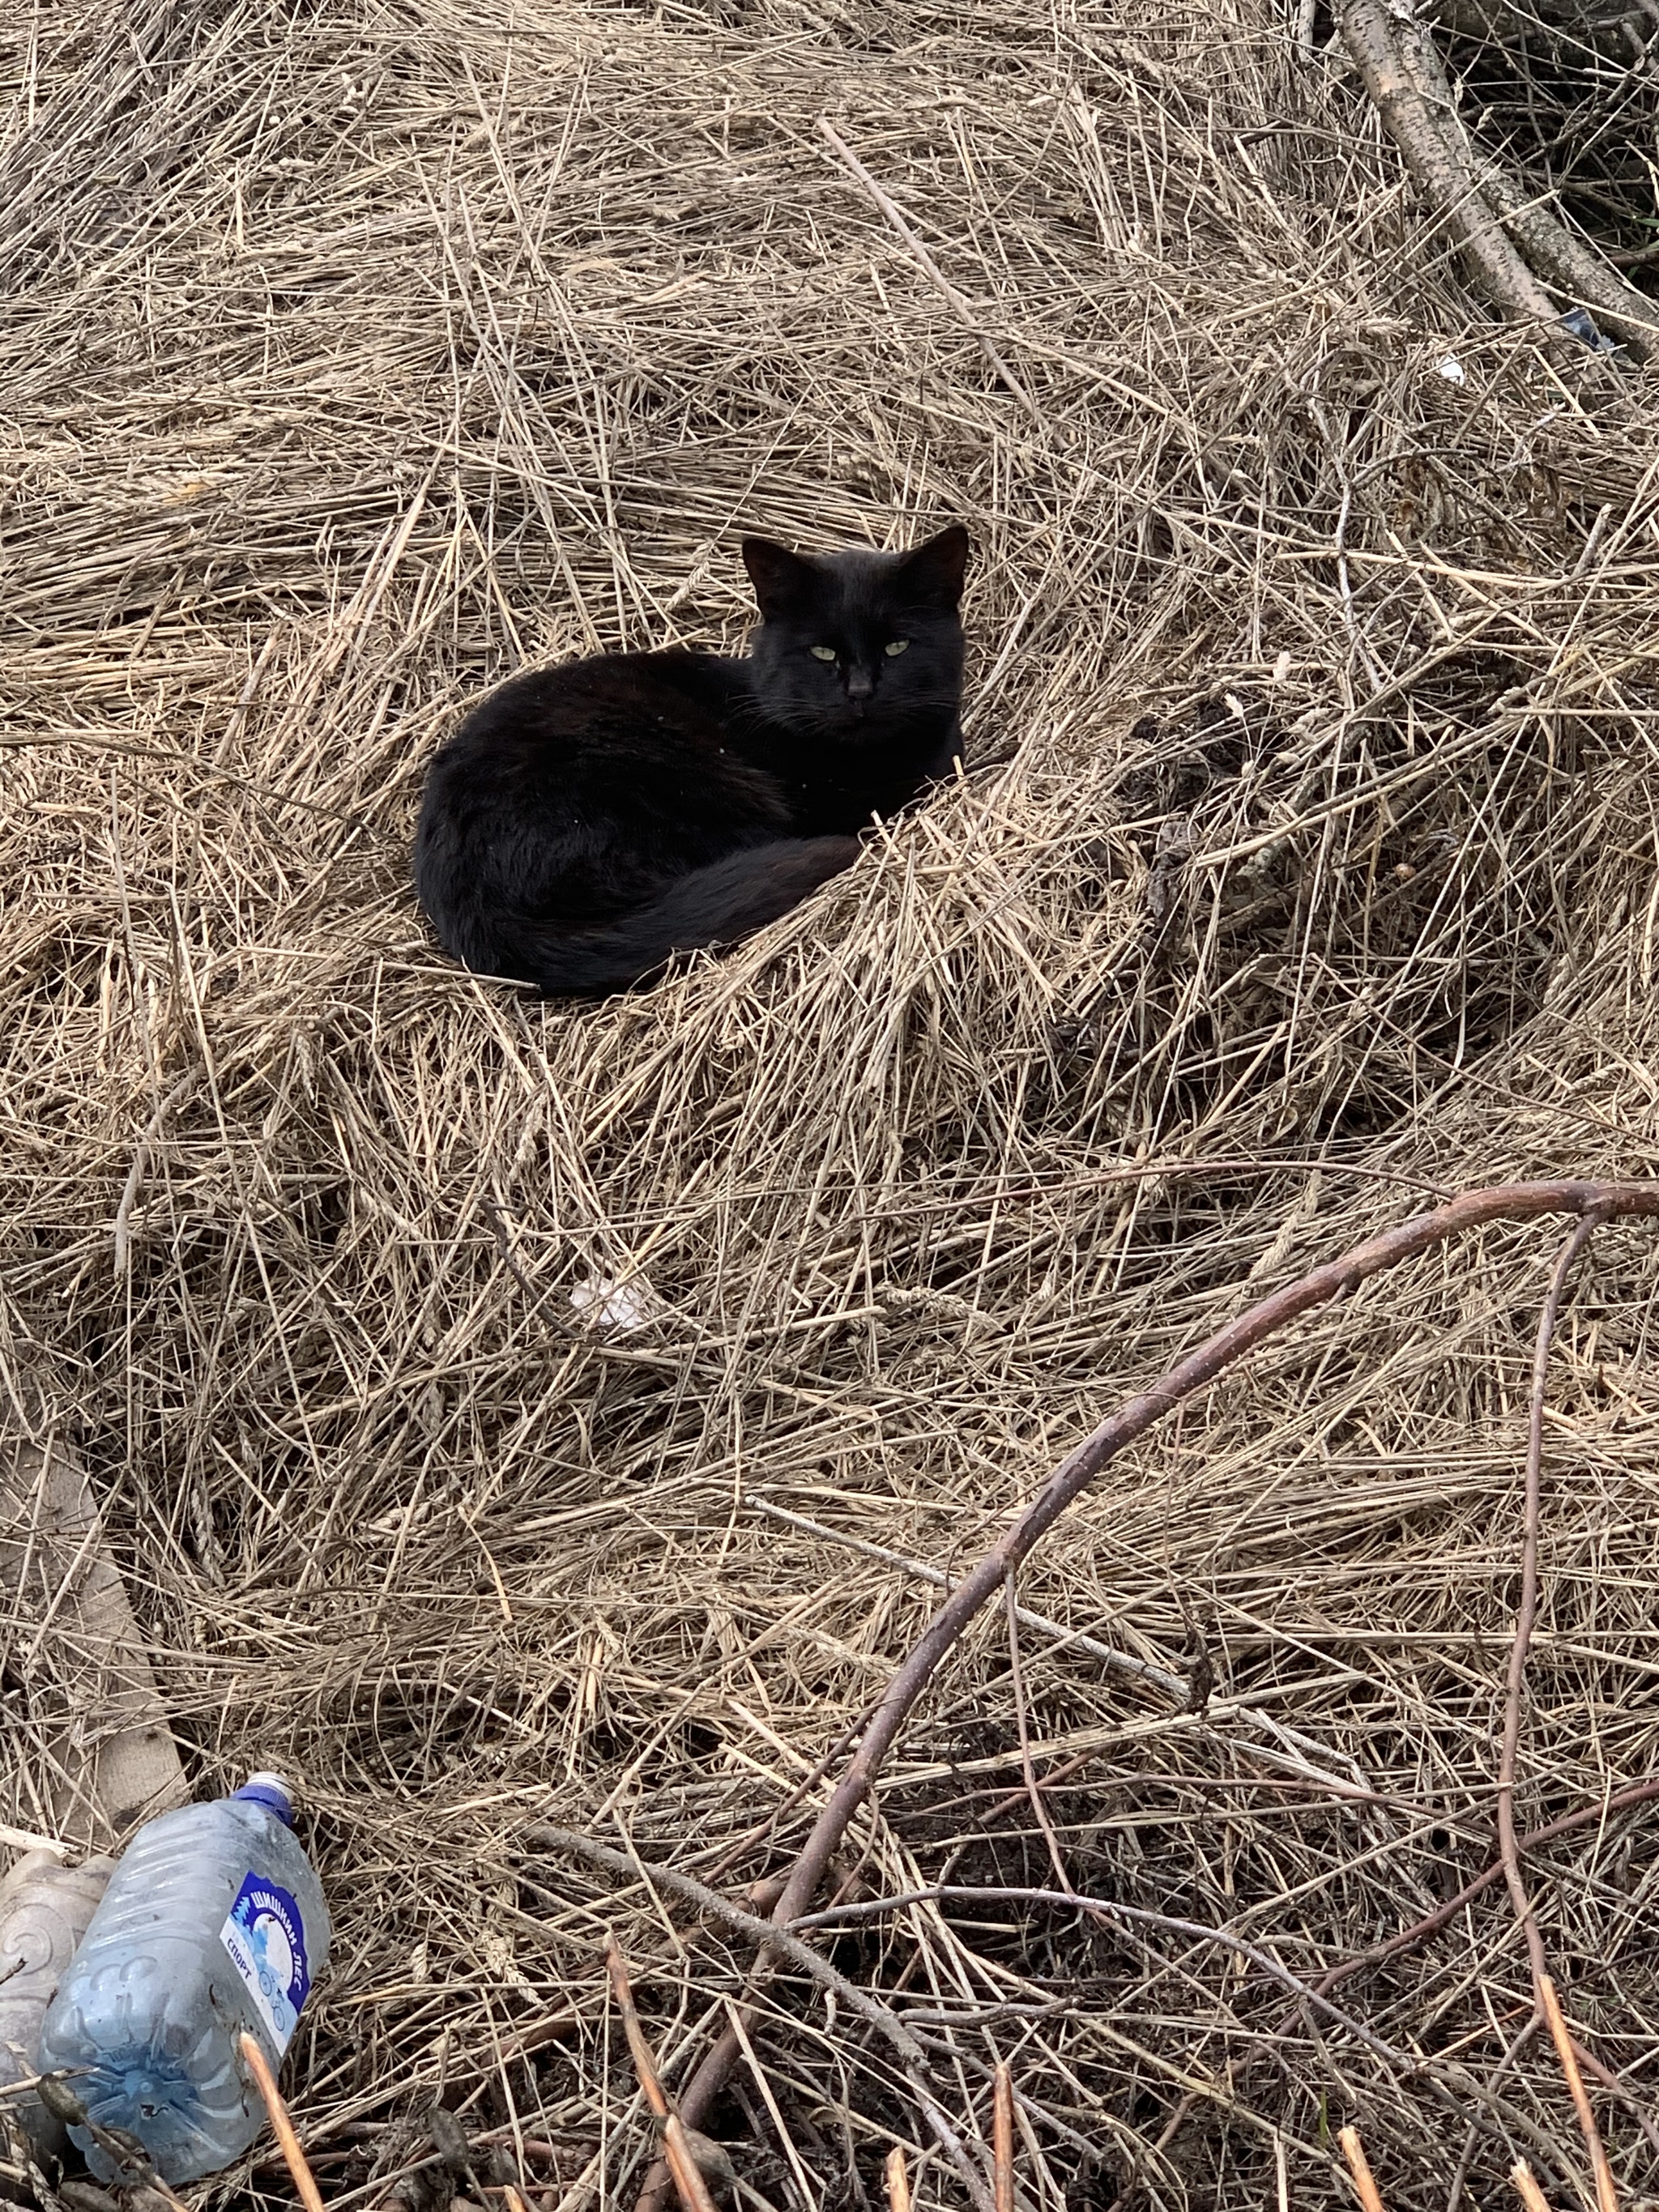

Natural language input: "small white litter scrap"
[1436,356,1466,385]
[569,1272,655,1335]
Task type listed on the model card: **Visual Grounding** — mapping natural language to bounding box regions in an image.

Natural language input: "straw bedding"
[3,0,1659,2207]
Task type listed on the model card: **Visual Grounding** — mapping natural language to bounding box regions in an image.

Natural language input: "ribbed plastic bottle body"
[0,1851,117,2161]
[36,1797,329,2184]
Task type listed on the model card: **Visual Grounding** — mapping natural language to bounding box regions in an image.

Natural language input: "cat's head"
[740,525,970,743]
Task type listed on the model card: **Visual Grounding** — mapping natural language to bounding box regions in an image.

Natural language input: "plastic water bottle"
[0,1849,117,2162]
[36,1775,330,2184]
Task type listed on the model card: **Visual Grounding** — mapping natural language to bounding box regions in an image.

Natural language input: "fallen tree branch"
[1478,160,1657,356]
[1334,0,1563,329]
[1333,0,1653,359]
[625,1179,1659,2205]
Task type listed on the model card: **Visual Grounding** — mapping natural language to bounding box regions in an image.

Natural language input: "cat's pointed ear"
[742,537,816,620]
[895,524,970,608]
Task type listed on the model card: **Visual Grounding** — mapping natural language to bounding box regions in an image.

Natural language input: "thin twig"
[604,1935,721,2212]
[992,2061,1014,2212]
[128,2171,194,2212]
[240,2032,327,2212]
[1104,2095,1200,2212]
[1539,1977,1620,2212]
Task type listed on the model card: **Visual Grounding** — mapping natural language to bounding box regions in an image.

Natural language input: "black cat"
[412,525,970,995]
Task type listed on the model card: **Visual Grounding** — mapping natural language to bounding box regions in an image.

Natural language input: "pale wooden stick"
[1511,2163,1555,2212]
[1337,2126,1386,2212]
[885,2147,911,2212]
[992,2061,1014,2212]
[603,1937,721,2212]
[1538,1977,1620,2212]
[239,2031,326,2212]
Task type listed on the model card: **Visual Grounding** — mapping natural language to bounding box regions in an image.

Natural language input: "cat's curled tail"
[484,836,861,995]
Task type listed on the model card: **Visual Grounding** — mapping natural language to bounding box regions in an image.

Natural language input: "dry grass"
[3,2,1659,2210]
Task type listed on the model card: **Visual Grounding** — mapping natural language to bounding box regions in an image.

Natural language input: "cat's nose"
[846,668,874,701]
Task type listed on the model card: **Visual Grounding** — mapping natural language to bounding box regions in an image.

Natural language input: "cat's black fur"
[413,525,970,995]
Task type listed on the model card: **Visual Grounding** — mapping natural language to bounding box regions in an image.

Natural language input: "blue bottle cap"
[232,1772,296,1826]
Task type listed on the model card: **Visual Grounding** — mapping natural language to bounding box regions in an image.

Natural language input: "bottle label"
[220,1872,311,2054]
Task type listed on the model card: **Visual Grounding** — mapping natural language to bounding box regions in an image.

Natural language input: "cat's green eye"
[885,638,910,657]
[809,646,837,663]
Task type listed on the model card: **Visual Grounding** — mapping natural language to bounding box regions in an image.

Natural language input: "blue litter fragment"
[1560,305,1622,356]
